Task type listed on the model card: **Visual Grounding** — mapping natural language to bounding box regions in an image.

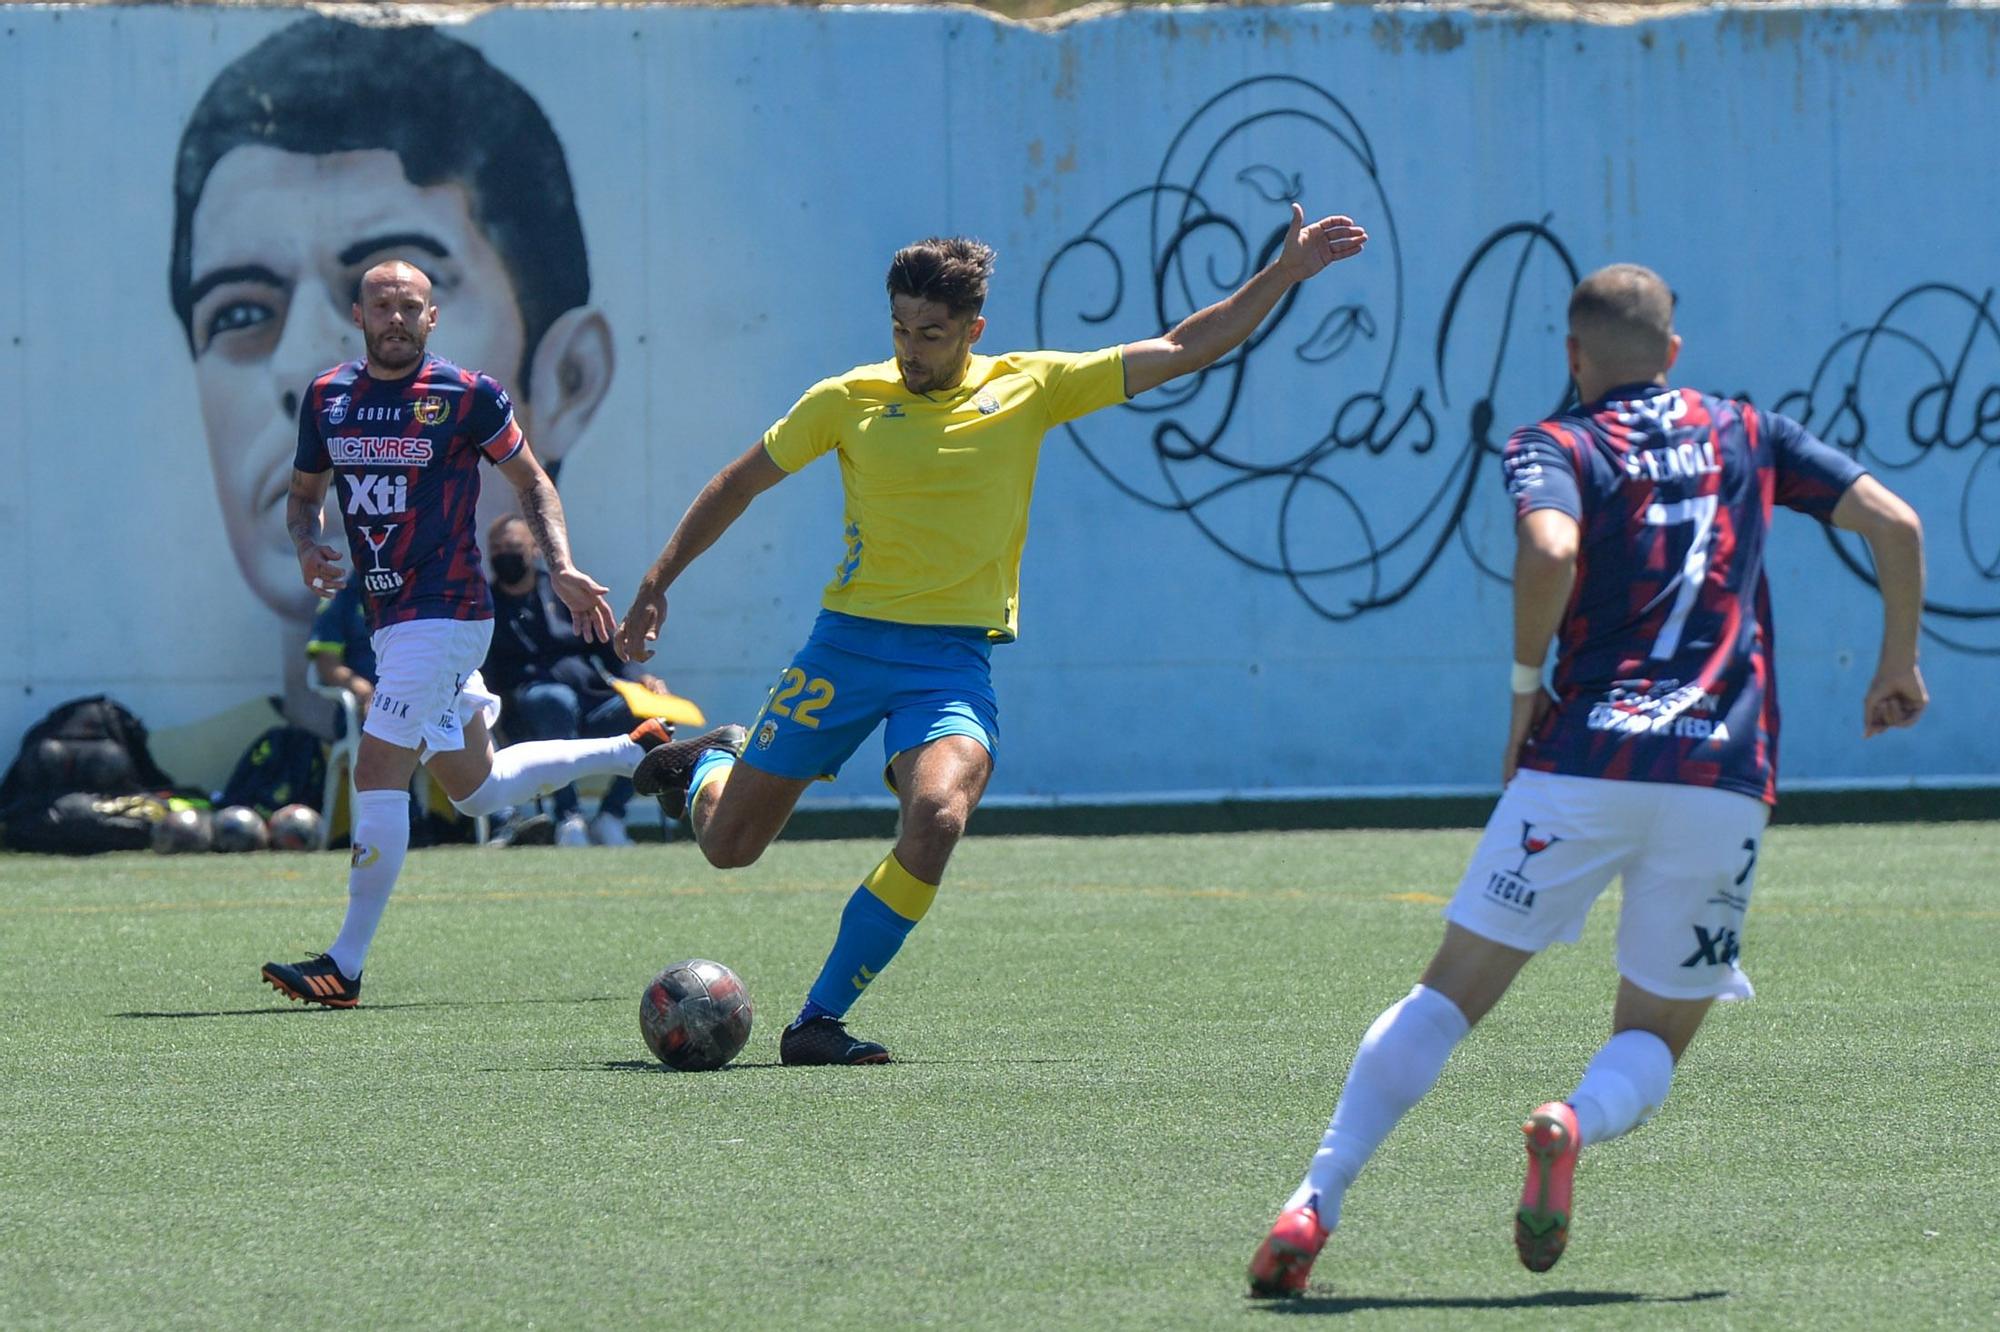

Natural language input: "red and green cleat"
[1515,1100,1580,1272]
[1247,1202,1329,1298]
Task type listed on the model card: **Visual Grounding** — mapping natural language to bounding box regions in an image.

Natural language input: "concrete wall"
[3,4,1995,802]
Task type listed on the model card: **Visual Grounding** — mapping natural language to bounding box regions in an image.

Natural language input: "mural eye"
[204,300,274,343]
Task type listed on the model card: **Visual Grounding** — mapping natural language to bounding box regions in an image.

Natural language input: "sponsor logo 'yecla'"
[1484,821,1562,913]
[356,525,404,597]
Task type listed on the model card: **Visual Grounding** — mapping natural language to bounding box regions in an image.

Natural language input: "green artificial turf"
[2,824,1995,1329]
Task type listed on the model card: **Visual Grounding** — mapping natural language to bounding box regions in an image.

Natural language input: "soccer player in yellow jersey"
[616,206,1367,1064]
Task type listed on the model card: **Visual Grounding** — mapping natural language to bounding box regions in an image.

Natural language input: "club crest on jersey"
[412,394,448,426]
[756,720,778,750]
[324,393,350,426]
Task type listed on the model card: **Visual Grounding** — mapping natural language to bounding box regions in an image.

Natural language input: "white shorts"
[1445,769,1770,1001]
[363,618,501,755]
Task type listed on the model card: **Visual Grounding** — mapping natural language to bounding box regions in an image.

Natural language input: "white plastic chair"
[309,681,361,851]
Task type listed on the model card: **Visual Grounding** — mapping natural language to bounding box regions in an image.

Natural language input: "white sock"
[1568,1029,1675,1147]
[1284,984,1471,1227]
[451,736,643,817]
[326,788,411,978]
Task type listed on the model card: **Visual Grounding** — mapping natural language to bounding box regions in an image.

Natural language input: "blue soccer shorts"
[739,610,999,788]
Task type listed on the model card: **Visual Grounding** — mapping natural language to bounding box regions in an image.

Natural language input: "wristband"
[1510,661,1543,694]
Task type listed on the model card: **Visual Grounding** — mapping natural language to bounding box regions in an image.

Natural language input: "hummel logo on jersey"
[882,403,906,419]
[344,473,409,516]
[1680,925,1741,968]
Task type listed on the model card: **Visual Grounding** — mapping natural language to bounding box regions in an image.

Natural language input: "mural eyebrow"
[187,263,285,308]
[336,232,453,267]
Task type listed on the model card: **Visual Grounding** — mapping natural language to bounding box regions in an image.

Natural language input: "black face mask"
[490,552,531,585]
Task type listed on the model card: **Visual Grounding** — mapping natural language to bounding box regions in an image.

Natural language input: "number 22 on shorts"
[766,667,836,729]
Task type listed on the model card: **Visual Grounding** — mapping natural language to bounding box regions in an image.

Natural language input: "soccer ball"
[151,807,213,854]
[640,959,754,1071]
[267,803,324,851]
[212,805,270,853]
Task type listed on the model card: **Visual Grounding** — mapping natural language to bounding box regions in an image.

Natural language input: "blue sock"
[688,750,735,806]
[793,854,937,1026]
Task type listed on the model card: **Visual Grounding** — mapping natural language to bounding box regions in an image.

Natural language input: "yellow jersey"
[760,347,1127,640]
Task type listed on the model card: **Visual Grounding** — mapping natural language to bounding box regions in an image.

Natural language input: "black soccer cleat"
[632,724,748,821]
[261,953,362,1009]
[780,1016,891,1066]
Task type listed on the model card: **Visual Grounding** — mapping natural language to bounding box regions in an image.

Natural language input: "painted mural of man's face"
[171,19,612,625]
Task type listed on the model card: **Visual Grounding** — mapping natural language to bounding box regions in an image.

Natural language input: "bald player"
[1249,263,1929,1295]
[264,261,672,1008]
[616,206,1368,1066]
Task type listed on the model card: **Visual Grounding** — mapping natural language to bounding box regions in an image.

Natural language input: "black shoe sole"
[632,724,748,820]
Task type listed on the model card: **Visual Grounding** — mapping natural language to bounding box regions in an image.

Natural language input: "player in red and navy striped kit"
[294,352,520,628]
[1504,371,1863,803]
[261,261,670,1009]
[1251,264,1928,1296]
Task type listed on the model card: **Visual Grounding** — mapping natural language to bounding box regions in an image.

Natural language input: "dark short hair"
[886,237,997,319]
[168,17,588,394]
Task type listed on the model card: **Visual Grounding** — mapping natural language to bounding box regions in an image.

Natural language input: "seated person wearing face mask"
[482,514,676,847]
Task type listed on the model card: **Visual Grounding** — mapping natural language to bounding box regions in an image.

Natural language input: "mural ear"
[525,306,614,467]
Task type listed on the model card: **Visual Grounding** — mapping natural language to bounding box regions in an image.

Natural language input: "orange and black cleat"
[1515,1100,1580,1272]
[262,954,361,1009]
[627,717,676,751]
[1247,1202,1329,1298]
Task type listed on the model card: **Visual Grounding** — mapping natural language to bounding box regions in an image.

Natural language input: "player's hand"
[551,567,616,643]
[1862,662,1927,737]
[639,674,669,695]
[298,544,346,595]
[1502,687,1554,784]
[1276,203,1367,283]
[616,588,667,664]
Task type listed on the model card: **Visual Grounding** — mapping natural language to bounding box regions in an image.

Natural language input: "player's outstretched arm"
[286,468,346,595]
[1504,509,1579,783]
[1831,474,1928,736]
[615,444,790,665]
[497,442,616,643]
[1119,202,1367,397]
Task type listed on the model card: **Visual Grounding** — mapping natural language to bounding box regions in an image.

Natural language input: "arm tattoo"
[521,475,576,573]
[286,484,322,552]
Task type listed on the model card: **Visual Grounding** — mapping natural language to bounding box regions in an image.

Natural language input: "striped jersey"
[294,353,522,629]
[1503,385,1864,803]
